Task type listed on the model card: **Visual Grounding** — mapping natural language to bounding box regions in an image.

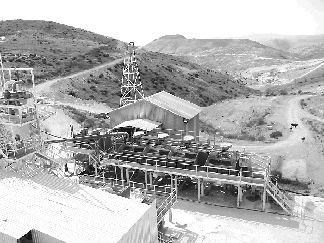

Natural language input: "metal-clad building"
[110,91,202,139]
[0,169,158,243]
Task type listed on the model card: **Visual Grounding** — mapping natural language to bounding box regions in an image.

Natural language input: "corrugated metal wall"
[110,100,200,139]
[0,232,17,243]
[31,229,65,243]
[118,201,158,243]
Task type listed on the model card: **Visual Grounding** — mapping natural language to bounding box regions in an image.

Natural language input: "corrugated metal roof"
[114,119,161,131]
[145,91,201,119]
[0,169,155,243]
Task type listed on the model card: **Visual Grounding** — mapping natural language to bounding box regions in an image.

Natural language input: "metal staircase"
[247,153,295,215]
[266,180,294,215]
[157,188,177,224]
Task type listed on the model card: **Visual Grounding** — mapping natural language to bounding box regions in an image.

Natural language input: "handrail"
[267,180,294,210]
[246,152,270,169]
[157,188,177,223]
[103,159,265,187]
[0,137,41,159]
[158,232,174,243]
[0,112,37,125]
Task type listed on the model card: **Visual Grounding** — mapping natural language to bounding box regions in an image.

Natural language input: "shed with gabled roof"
[109,91,201,139]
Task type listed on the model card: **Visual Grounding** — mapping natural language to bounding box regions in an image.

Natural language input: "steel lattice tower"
[120,42,144,106]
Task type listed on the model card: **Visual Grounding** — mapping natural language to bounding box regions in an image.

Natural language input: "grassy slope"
[200,96,288,142]
[54,50,260,108]
[301,95,324,119]
[0,20,126,84]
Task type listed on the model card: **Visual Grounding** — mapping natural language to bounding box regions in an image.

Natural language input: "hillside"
[0,20,259,108]
[143,35,297,72]
[49,50,260,108]
[0,20,126,83]
[249,34,324,59]
[265,61,324,94]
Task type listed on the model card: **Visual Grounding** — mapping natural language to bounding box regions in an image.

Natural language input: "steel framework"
[120,42,144,106]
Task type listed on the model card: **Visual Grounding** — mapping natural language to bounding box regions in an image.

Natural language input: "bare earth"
[230,95,324,185]
[164,200,324,243]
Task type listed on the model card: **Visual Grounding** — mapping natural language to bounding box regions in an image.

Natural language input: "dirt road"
[34,58,123,113]
[294,61,324,81]
[34,58,123,95]
[233,95,324,183]
[164,200,324,243]
[232,95,314,151]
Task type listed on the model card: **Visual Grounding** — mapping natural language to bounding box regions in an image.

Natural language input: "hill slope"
[49,50,260,108]
[249,34,324,59]
[0,20,259,108]
[0,20,126,83]
[143,35,297,72]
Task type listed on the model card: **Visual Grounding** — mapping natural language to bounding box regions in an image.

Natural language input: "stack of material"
[0,168,158,243]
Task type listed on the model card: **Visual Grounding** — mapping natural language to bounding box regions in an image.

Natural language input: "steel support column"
[120,166,124,187]
[145,170,148,194]
[198,178,201,201]
[126,168,130,185]
[149,172,153,185]
[201,179,204,196]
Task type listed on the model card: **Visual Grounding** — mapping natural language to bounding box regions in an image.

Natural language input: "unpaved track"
[232,95,324,153]
[34,58,123,114]
[34,58,123,95]
[294,61,324,81]
[232,94,324,183]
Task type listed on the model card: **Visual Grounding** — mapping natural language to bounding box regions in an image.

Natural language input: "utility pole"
[0,53,5,86]
[120,42,144,106]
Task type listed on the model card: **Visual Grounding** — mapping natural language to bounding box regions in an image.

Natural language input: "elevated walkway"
[102,159,265,187]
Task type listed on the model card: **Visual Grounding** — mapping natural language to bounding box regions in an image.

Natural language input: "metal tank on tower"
[0,53,41,161]
[120,42,145,106]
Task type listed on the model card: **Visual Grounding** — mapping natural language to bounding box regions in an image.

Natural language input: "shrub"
[265,89,276,96]
[246,117,267,127]
[300,99,307,108]
[68,91,76,97]
[270,131,282,139]
[279,89,288,95]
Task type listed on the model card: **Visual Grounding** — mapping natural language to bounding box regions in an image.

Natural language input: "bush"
[68,91,76,97]
[279,89,288,95]
[246,117,267,127]
[300,99,307,108]
[265,89,276,96]
[270,131,282,139]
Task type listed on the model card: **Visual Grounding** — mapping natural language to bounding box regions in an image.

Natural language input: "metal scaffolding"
[120,42,144,106]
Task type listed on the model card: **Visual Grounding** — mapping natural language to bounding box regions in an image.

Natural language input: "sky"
[1,0,324,46]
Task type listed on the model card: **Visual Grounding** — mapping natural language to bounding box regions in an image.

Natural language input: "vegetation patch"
[59,105,110,130]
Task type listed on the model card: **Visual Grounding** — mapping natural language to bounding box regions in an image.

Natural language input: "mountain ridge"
[143,35,297,72]
[247,34,324,59]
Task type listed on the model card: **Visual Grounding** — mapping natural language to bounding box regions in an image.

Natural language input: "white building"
[0,168,158,243]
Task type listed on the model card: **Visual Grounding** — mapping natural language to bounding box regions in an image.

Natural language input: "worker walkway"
[101,159,265,187]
